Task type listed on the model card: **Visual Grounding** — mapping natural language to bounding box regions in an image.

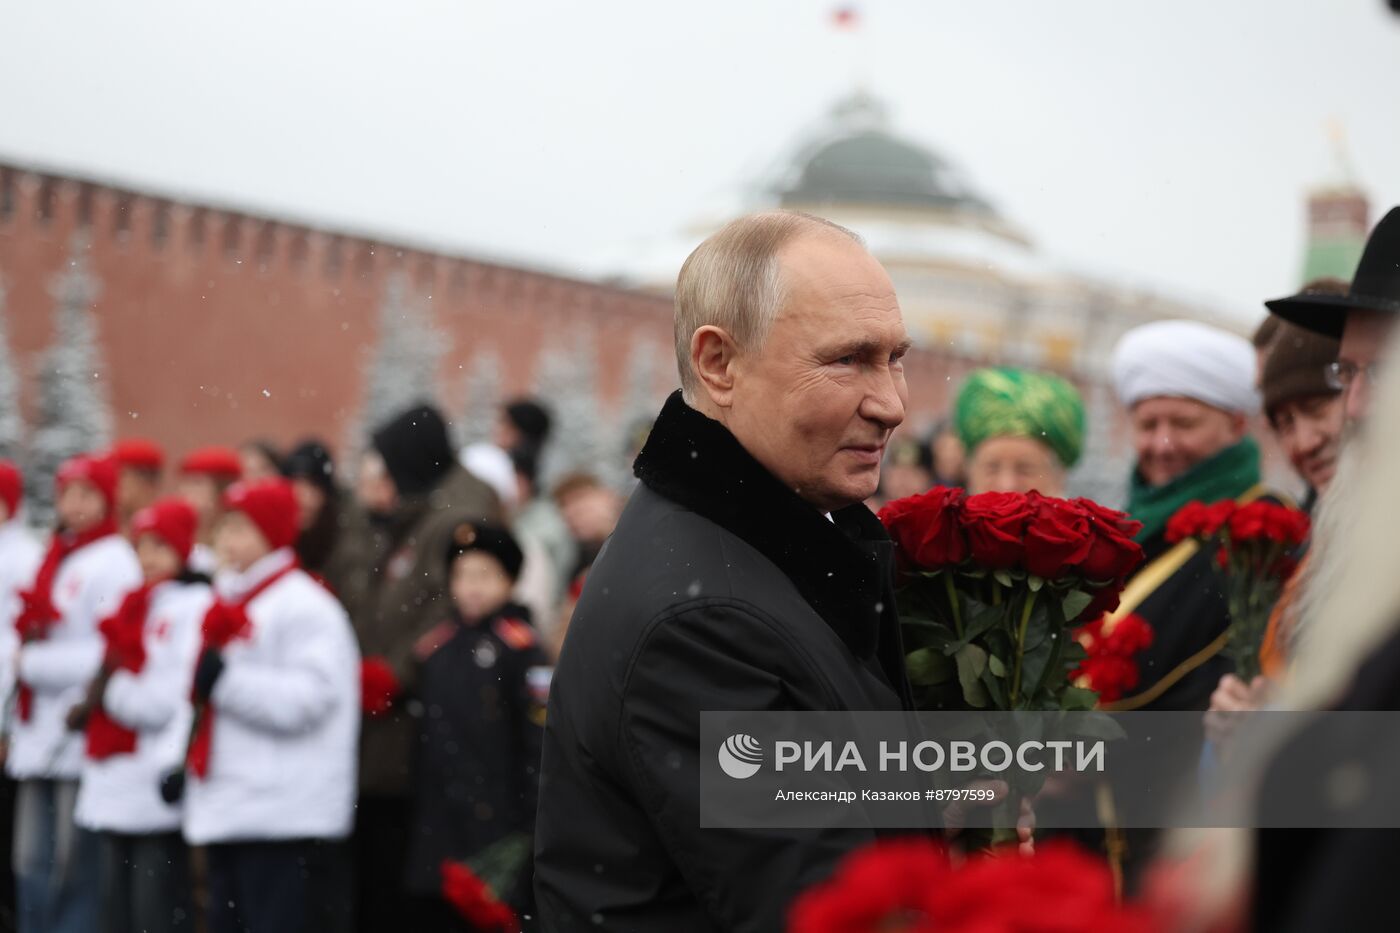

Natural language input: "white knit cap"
[1111,319,1260,414]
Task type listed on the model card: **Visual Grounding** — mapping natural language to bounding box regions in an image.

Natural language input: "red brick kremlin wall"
[0,161,1004,469]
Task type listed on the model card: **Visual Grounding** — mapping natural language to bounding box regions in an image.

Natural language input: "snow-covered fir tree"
[533,333,617,489]
[27,237,114,527]
[455,348,503,449]
[347,271,451,461]
[0,279,24,465]
[619,338,670,455]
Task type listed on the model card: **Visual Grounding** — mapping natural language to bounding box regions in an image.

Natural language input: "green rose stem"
[944,573,964,639]
[1009,589,1038,709]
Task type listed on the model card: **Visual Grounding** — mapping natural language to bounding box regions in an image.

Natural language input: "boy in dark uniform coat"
[404,522,548,931]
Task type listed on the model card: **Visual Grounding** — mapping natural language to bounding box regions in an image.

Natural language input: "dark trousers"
[12,780,99,933]
[98,831,193,933]
[205,840,350,933]
[352,796,411,933]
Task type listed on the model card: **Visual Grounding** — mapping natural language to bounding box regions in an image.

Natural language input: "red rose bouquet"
[879,488,1144,714]
[1165,499,1309,681]
[787,837,1157,933]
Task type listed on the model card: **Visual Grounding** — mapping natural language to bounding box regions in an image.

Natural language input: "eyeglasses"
[1324,360,1382,392]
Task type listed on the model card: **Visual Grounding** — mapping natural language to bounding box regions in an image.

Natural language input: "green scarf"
[1126,437,1261,543]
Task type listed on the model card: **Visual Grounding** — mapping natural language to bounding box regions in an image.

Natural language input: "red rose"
[959,491,1032,569]
[1024,494,1093,579]
[360,656,401,718]
[1074,498,1145,584]
[878,486,968,571]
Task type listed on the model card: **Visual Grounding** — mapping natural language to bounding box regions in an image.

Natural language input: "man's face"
[355,451,398,517]
[56,480,108,534]
[720,235,910,512]
[966,436,1065,497]
[1338,309,1396,425]
[1130,397,1245,488]
[558,485,621,545]
[1270,393,1345,492]
[291,478,328,531]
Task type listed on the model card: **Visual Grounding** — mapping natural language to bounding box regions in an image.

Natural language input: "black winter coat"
[404,606,548,900]
[534,392,914,932]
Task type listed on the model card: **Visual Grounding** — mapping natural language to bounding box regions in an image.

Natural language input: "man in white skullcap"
[1099,318,1266,715]
[1086,319,1279,886]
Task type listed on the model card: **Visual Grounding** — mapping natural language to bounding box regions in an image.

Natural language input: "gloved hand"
[192,649,226,704]
[159,769,186,805]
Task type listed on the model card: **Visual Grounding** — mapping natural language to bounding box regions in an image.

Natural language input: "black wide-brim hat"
[1266,206,1400,339]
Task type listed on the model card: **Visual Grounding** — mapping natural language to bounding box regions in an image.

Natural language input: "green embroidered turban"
[954,367,1086,468]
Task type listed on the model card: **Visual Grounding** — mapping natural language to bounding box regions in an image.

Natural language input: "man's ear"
[690,325,740,410]
[1228,411,1249,442]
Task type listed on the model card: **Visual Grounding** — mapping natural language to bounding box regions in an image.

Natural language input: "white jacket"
[8,533,142,780]
[0,520,43,705]
[75,579,211,834]
[183,548,360,845]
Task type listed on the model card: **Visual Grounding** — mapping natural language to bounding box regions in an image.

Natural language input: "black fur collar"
[634,391,900,668]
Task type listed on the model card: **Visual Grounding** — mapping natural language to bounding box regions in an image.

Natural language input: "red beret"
[57,454,119,512]
[223,478,300,551]
[179,447,243,480]
[130,498,199,561]
[111,439,166,473]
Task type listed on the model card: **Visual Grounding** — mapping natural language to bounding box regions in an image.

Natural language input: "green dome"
[779,129,993,214]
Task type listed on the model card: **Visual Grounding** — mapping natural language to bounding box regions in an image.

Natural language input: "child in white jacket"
[181,478,359,933]
[73,498,210,933]
[8,454,141,933]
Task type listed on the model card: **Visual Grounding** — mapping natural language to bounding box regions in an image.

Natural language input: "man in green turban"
[953,367,1085,496]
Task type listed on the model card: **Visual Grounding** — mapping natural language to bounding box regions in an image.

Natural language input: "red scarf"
[84,586,153,761]
[188,557,299,779]
[14,520,119,721]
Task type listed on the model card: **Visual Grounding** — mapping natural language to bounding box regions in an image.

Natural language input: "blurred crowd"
[0,397,625,933]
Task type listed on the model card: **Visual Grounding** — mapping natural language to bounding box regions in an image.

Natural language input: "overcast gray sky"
[2,0,1397,320]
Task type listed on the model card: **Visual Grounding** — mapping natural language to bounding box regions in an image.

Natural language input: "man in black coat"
[534,211,916,931]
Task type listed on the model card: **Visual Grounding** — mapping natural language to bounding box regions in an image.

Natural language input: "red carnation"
[1227,501,1310,547]
[360,656,400,718]
[1102,613,1155,657]
[959,491,1033,570]
[441,860,518,933]
[1024,494,1093,579]
[878,486,968,571]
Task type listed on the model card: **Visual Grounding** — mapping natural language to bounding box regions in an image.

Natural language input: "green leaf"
[1059,686,1100,711]
[981,667,1009,708]
[987,654,1007,678]
[993,569,1014,588]
[1027,574,1045,593]
[955,643,990,709]
[1061,589,1095,620]
[905,647,955,687]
